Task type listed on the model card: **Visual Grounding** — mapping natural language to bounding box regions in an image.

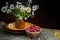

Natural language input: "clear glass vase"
[15,18,25,29]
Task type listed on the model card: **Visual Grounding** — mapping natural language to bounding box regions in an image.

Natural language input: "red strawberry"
[30,29,35,32]
[27,25,41,32]
[36,29,40,32]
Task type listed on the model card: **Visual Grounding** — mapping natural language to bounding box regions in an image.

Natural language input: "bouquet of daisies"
[1,0,39,20]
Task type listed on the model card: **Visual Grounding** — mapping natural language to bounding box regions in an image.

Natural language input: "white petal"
[24,17,27,20]
[32,12,34,15]
[7,9,12,13]
[19,5,23,8]
[16,2,22,4]
[10,4,14,9]
[16,5,19,8]
[18,16,23,20]
[1,6,7,13]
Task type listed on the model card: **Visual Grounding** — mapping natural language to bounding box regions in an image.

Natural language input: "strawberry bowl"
[26,25,42,38]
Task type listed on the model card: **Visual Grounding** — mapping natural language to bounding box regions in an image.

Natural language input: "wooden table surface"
[0,22,60,40]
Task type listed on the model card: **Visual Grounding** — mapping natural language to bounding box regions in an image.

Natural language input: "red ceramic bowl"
[26,25,42,38]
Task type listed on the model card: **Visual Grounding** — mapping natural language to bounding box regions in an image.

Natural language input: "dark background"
[0,0,59,29]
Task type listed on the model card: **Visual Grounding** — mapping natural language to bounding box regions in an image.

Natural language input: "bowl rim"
[26,27,43,33]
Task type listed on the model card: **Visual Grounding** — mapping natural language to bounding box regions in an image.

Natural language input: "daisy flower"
[20,7,25,12]
[25,7,31,13]
[10,4,14,9]
[8,23,14,28]
[1,6,7,13]
[32,5,39,11]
